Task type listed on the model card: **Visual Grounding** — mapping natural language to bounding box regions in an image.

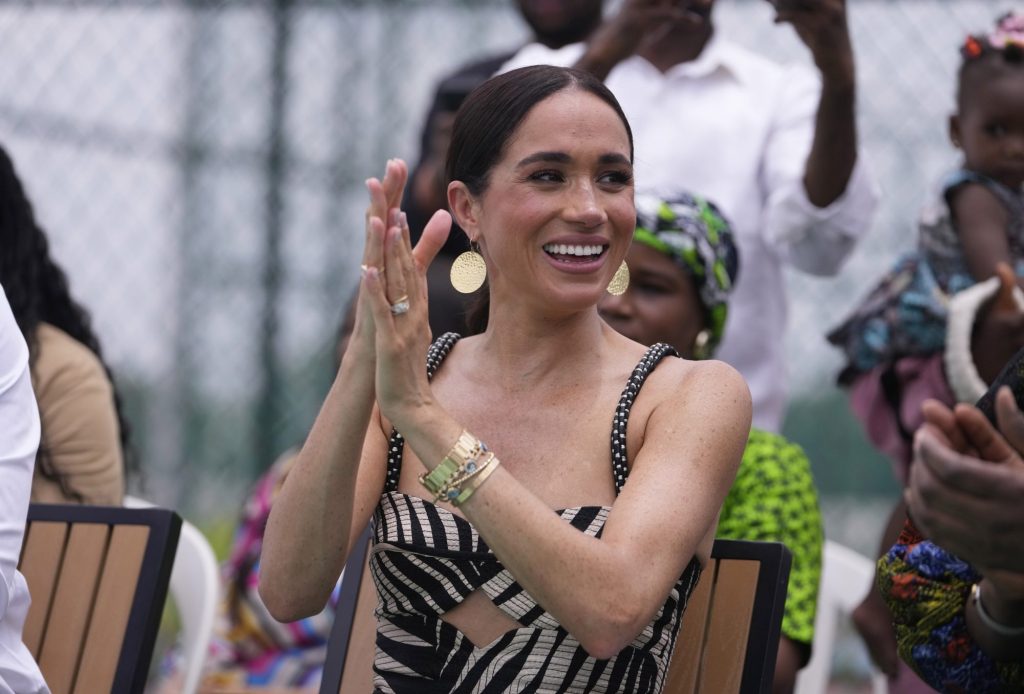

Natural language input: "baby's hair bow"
[989,11,1024,50]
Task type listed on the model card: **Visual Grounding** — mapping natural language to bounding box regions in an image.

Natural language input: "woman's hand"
[361,158,451,429]
[348,159,410,366]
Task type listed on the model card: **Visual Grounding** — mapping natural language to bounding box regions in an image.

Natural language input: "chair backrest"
[19,503,181,694]
[124,495,219,694]
[320,535,790,694]
[664,539,792,694]
[794,540,888,694]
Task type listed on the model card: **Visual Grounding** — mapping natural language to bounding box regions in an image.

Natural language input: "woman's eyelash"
[526,169,632,184]
[529,170,564,182]
[601,170,633,184]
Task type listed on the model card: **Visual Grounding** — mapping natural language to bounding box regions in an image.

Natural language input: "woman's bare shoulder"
[645,356,751,422]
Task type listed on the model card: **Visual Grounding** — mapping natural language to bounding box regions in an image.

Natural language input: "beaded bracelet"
[971,583,1024,637]
[419,430,486,497]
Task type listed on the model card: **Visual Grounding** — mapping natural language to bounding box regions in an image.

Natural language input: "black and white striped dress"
[369,334,702,693]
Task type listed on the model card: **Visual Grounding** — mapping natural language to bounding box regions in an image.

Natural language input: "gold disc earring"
[607,260,630,296]
[450,243,487,294]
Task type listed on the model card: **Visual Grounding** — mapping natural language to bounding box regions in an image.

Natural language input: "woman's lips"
[542,243,609,274]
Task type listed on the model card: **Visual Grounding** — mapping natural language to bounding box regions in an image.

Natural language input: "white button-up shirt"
[502,36,879,431]
[0,285,49,694]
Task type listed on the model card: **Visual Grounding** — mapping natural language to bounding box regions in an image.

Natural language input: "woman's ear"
[949,114,962,149]
[448,181,480,242]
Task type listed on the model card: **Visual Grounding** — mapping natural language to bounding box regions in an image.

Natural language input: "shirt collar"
[662,32,746,83]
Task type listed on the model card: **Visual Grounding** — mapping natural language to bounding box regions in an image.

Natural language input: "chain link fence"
[0,0,1003,526]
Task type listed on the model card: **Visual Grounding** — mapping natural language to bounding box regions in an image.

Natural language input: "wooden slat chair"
[664,539,792,694]
[320,535,790,694]
[19,503,182,694]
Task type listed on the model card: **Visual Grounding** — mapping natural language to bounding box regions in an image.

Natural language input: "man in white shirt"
[0,284,49,694]
[502,0,878,431]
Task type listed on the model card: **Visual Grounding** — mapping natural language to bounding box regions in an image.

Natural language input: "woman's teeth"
[543,243,604,257]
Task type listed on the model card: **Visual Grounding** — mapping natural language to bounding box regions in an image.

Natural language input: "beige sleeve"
[30,325,124,506]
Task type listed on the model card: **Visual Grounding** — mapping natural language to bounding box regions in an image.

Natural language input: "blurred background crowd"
[0,0,1010,688]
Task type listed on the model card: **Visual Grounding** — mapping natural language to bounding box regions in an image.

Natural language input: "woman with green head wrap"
[600,192,824,694]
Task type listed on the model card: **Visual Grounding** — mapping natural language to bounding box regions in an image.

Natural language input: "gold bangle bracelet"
[452,455,501,507]
[435,451,495,504]
[419,431,485,496]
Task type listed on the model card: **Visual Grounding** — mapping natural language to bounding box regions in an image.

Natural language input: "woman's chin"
[544,283,609,314]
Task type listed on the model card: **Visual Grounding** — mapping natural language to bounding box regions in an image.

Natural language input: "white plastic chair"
[795,540,888,694]
[125,495,219,694]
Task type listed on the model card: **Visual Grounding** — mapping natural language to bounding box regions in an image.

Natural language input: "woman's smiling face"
[470,88,635,313]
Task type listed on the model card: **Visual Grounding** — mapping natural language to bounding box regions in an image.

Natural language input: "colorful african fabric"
[370,334,702,693]
[878,520,1024,693]
[715,429,823,660]
[203,450,340,689]
[828,169,1024,383]
[633,193,739,356]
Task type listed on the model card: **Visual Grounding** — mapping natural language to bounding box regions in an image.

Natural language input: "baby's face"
[952,71,1024,190]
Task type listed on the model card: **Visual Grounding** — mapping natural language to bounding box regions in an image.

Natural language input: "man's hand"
[769,0,853,86]
[575,0,692,80]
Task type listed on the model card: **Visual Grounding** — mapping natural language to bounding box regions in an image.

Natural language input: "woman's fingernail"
[400,211,408,229]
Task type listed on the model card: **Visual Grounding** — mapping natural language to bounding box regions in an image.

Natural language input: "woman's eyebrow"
[516,151,571,167]
[516,151,632,167]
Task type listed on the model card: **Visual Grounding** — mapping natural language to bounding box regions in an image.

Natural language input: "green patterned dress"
[716,429,825,661]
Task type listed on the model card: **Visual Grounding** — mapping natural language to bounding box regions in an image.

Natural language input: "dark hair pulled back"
[446,65,632,196]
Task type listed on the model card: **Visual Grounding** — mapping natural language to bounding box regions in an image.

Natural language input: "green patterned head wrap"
[633,193,740,357]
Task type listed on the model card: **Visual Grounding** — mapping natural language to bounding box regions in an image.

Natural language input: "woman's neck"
[467,302,612,392]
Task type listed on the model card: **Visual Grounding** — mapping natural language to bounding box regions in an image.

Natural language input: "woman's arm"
[31,325,124,505]
[399,361,748,658]
[259,160,414,621]
[258,357,387,622]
